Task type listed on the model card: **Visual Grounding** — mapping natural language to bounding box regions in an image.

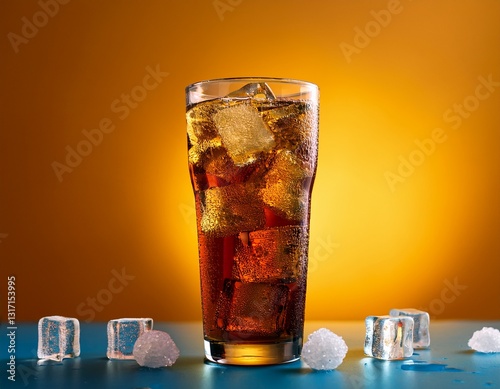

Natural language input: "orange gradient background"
[1,0,499,323]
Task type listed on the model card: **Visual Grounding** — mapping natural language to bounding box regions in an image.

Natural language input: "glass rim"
[185,76,318,92]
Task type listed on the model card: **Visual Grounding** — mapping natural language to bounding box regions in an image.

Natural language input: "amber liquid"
[187,96,318,364]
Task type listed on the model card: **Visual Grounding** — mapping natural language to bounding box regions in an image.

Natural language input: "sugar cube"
[133,330,180,368]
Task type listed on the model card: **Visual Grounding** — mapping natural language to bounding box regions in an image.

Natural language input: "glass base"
[204,338,302,365]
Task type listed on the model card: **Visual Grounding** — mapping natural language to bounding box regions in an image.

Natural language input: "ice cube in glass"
[213,102,275,165]
[260,150,311,221]
[200,183,265,236]
[217,280,289,337]
[234,225,308,283]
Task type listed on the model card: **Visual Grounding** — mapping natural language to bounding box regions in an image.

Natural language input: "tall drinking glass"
[186,78,319,365]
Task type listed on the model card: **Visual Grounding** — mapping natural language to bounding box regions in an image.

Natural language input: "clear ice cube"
[390,308,430,348]
[234,225,308,282]
[260,150,311,221]
[364,315,414,360]
[200,183,265,237]
[218,281,289,336]
[37,316,80,361]
[227,82,276,100]
[107,318,153,360]
[213,102,275,166]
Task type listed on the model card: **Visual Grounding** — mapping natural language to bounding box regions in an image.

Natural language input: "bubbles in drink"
[263,101,318,173]
[200,183,265,237]
[260,150,311,221]
[187,81,318,346]
[262,102,306,148]
[217,280,289,337]
[187,100,220,146]
[234,226,308,283]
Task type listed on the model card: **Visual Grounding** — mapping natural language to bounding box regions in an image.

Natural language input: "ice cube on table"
[200,183,265,237]
[37,316,80,361]
[364,315,414,360]
[107,318,153,360]
[213,103,275,166]
[234,225,308,282]
[390,308,430,348]
[260,150,311,221]
[227,82,276,100]
[218,281,289,336]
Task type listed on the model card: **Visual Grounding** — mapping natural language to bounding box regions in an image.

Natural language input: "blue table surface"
[1,321,499,389]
